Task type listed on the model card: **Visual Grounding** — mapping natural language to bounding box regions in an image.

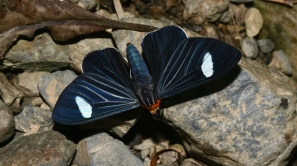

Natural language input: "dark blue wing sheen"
[82,48,136,91]
[141,26,187,88]
[53,73,140,125]
[157,37,241,99]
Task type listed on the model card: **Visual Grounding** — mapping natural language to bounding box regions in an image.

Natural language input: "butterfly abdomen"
[126,43,159,107]
[127,43,153,85]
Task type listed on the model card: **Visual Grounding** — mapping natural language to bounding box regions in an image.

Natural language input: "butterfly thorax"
[127,43,160,108]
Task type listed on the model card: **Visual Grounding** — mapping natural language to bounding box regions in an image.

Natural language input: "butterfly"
[52,26,241,125]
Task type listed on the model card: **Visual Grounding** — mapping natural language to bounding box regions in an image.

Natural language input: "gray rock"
[38,70,77,108]
[163,58,297,166]
[183,0,229,25]
[0,72,23,113]
[0,131,76,166]
[258,38,275,53]
[0,100,15,143]
[15,106,53,134]
[269,50,293,75]
[241,37,259,58]
[12,71,48,97]
[245,8,263,37]
[1,33,70,72]
[74,132,144,166]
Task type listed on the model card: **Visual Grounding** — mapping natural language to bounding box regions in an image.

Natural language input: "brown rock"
[0,100,15,143]
[183,0,229,25]
[0,131,76,166]
[74,132,144,166]
[0,72,23,113]
[12,71,48,97]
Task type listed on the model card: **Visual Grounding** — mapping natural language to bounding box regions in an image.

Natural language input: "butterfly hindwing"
[53,49,141,125]
[53,73,140,125]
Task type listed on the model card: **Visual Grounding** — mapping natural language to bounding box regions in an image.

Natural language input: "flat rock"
[0,131,76,166]
[0,100,15,143]
[1,33,70,72]
[12,71,48,97]
[163,58,297,165]
[15,106,53,135]
[74,132,144,166]
[38,70,77,108]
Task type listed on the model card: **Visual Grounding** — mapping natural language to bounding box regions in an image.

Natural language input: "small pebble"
[269,50,292,75]
[241,37,259,58]
[219,8,232,23]
[245,8,263,37]
[258,39,275,53]
[76,0,98,11]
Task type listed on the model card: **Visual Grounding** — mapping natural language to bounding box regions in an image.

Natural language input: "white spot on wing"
[75,96,92,118]
[201,52,214,77]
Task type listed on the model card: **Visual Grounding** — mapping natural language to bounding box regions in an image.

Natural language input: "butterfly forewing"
[82,48,137,92]
[141,26,187,87]
[158,37,241,98]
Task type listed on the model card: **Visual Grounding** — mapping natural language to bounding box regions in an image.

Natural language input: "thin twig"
[113,0,125,20]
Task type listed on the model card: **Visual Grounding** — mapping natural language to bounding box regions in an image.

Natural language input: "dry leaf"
[0,0,157,57]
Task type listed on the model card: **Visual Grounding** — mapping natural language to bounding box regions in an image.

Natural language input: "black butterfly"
[52,26,241,125]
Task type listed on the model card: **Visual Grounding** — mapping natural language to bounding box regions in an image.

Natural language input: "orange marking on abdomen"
[143,99,161,110]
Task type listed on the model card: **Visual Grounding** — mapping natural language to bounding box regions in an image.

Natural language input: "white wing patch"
[201,52,214,78]
[75,96,92,118]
